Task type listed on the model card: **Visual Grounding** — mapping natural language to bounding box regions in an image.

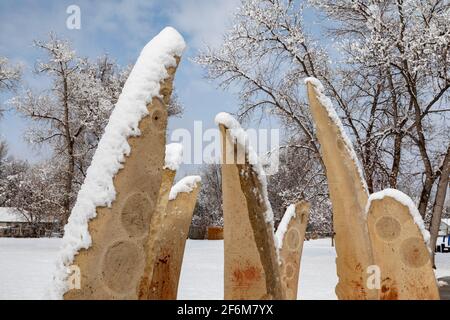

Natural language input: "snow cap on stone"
[164,143,183,171]
[275,204,297,250]
[215,112,275,225]
[169,175,202,201]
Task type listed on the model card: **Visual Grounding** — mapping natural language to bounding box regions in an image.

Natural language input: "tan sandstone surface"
[306,81,377,300]
[219,124,284,300]
[278,201,310,300]
[367,195,440,300]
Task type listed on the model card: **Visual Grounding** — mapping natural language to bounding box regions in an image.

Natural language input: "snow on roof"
[367,189,430,245]
[168,175,201,200]
[304,77,369,196]
[50,27,186,299]
[164,143,183,171]
[0,208,26,223]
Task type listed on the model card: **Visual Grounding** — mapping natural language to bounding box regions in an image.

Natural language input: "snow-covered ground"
[0,238,449,300]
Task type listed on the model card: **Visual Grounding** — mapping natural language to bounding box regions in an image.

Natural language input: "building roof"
[0,208,27,223]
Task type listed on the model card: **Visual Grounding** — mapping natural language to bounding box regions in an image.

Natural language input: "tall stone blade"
[306,79,376,300]
[276,201,310,300]
[139,176,201,300]
[65,94,175,300]
[367,190,440,300]
[60,28,185,300]
[138,168,176,299]
[218,114,283,300]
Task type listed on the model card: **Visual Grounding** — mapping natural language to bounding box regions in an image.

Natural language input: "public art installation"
[50,27,187,300]
[217,113,310,300]
[305,77,439,300]
[46,26,440,301]
[305,78,376,300]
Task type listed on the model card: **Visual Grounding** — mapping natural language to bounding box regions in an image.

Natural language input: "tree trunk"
[387,68,403,189]
[62,72,74,226]
[401,61,435,219]
[429,145,450,267]
[418,175,435,219]
[389,133,403,188]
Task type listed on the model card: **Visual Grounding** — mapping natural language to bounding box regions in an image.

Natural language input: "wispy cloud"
[166,0,240,50]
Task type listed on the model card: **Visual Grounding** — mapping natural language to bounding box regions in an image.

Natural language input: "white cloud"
[167,0,240,49]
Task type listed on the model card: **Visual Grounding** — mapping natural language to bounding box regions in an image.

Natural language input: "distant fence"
[0,223,58,238]
[207,226,224,240]
[188,225,206,239]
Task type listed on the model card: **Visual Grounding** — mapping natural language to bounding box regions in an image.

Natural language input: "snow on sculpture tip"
[169,176,202,201]
[274,204,297,250]
[164,143,184,171]
[215,112,274,224]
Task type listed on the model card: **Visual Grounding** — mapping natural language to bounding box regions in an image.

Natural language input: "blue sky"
[0,0,323,174]
[0,0,241,161]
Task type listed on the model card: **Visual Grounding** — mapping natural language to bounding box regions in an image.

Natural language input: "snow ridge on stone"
[275,204,296,250]
[215,112,275,225]
[169,176,202,201]
[164,143,183,171]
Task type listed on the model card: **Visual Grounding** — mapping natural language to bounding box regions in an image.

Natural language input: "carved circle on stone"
[285,228,300,251]
[375,216,401,241]
[102,241,141,293]
[400,237,429,268]
[284,262,295,280]
[121,192,153,238]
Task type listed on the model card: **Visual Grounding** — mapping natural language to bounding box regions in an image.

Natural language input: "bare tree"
[0,142,29,208]
[194,164,223,227]
[0,56,22,116]
[429,145,450,266]
[267,139,332,235]
[197,0,450,243]
[314,0,450,216]
[10,35,126,224]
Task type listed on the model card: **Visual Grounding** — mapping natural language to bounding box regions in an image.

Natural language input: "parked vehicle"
[436,235,450,253]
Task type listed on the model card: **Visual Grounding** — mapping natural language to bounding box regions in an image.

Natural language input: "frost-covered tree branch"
[197,0,450,239]
[0,57,22,116]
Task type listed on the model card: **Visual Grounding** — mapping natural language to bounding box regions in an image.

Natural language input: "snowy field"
[0,238,449,300]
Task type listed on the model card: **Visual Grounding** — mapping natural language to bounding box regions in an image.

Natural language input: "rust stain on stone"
[380,278,398,300]
[232,264,262,289]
